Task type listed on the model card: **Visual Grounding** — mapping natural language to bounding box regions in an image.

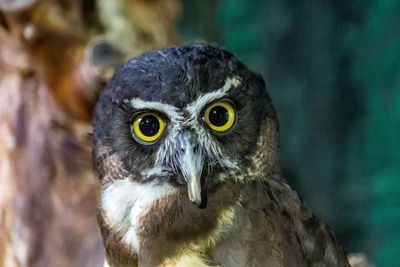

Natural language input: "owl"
[93,43,350,267]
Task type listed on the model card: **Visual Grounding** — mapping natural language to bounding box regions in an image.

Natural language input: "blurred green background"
[180,1,400,266]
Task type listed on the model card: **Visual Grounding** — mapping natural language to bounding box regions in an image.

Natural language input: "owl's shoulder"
[213,179,350,267]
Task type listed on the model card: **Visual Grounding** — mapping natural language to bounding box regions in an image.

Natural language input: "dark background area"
[180,1,400,266]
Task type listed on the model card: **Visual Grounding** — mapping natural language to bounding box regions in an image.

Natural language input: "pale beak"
[178,133,205,208]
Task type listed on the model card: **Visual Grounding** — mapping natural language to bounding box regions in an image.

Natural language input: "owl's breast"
[100,178,242,267]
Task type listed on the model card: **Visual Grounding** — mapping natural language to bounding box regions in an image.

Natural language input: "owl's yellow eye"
[203,100,236,133]
[131,112,165,144]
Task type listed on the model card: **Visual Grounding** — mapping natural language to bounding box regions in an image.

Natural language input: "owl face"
[93,44,276,208]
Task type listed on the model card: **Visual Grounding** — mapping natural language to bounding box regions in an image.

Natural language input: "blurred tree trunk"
[0,1,181,266]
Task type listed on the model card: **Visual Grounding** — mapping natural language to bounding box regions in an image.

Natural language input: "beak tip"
[188,191,207,209]
[189,198,206,209]
[197,201,207,209]
[189,195,201,206]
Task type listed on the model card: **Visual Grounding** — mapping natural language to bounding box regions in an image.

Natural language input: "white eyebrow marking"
[129,76,242,179]
[185,76,242,117]
[128,98,183,124]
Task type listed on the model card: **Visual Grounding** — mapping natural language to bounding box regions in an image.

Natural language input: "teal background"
[180,1,400,266]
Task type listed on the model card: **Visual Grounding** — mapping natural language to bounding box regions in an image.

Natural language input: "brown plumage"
[93,44,350,267]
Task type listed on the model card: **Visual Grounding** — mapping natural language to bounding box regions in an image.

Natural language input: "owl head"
[93,43,279,209]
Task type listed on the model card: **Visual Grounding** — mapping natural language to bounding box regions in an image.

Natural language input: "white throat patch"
[101,179,178,252]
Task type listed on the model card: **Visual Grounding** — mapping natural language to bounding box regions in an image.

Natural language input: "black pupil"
[139,115,160,137]
[209,106,229,126]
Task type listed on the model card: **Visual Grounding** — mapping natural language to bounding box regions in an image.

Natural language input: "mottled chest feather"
[100,178,241,267]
